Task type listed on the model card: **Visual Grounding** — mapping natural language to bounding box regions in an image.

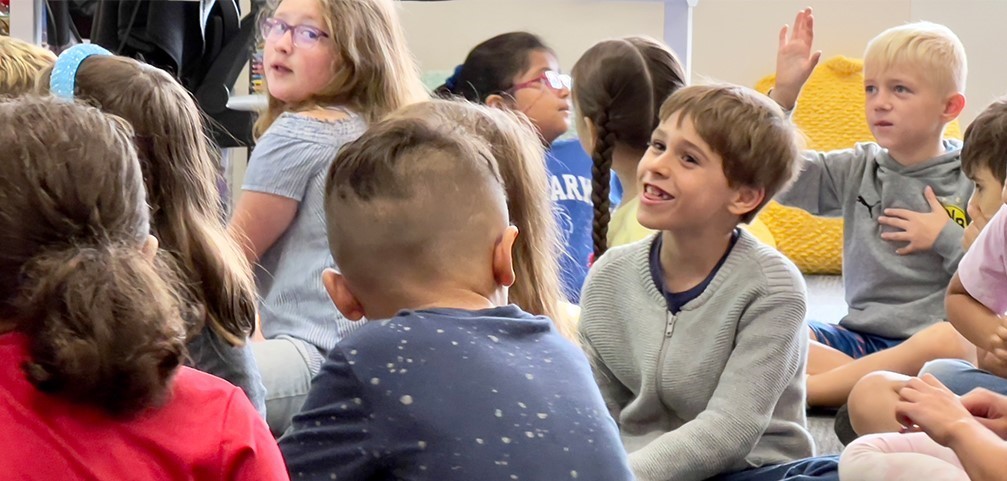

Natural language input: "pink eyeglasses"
[508,71,572,94]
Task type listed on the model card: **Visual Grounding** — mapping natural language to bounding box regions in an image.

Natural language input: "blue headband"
[444,64,464,92]
[50,44,113,100]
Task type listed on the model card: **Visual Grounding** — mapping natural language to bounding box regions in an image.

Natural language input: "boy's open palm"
[878,186,951,255]
[772,7,822,110]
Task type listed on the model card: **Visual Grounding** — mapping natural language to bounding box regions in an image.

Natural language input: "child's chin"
[635,212,666,231]
[870,135,895,150]
[270,90,303,105]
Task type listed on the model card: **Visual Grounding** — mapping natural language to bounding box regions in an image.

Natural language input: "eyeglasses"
[508,71,571,94]
[260,17,330,48]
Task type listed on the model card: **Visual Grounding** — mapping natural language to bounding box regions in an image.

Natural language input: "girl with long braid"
[571,36,686,256]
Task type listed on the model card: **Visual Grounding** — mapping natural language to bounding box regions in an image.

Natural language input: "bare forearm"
[768,85,800,111]
[228,223,260,266]
[947,419,1007,481]
[947,291,999,350]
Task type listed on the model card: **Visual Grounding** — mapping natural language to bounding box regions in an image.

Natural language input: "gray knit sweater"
[580,231,814,481]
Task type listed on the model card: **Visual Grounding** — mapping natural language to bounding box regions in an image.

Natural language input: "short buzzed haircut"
[324,107,508,290]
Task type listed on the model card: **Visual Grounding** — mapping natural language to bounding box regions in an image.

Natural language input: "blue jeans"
[251,336,318,437]
[919,358,1007,396]
[707,456,840,481]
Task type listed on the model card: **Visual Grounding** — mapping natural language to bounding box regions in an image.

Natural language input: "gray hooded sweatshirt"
[776,139,971,339]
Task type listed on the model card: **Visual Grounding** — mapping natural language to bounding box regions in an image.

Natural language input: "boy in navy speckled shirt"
[279,101,633,481]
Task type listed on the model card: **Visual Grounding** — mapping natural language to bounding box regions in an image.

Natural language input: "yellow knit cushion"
[741,218,776,250]
[753,56,963,274]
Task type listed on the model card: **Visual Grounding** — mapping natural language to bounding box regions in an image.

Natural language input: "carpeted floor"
[808,414,844,455]
[804,275,847,455]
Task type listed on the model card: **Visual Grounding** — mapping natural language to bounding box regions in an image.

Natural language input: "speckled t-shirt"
[279,305,632,481]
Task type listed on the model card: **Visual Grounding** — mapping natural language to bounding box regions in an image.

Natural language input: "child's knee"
[848,371,906,432]
[908,323,972,359]
[839,434,882,480]
[848,371,898,410]
[919,358,969,380]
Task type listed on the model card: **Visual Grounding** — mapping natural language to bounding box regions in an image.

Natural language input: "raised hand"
[770,7,822,110]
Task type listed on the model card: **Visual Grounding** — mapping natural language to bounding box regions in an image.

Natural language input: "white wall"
[399,0,1006,124]
[911,0,1007,123]
[689,0,1005,124]
[690,0,909,92]
[399,0,666,73]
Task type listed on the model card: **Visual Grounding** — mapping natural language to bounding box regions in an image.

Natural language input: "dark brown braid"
[572,36,685,261]
[589,112,617,258]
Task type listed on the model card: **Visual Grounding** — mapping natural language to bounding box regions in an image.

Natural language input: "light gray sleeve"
[775,145,871,217]
[242,133,335,202]
[628,287,808,481]
[581,334,633,422]
[579,263,635,421]
[933,219,966,275]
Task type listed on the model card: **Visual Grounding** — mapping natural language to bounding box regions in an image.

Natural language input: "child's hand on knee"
[988,318,1007,362]
[895,374,973,446]
[978,348,1007,378]
[960,388,1007,440]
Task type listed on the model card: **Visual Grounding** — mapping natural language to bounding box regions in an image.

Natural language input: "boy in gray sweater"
[580,84,839,481]
[770,8,975,408]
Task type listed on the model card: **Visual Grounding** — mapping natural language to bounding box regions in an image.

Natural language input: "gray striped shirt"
[243,111,368,372]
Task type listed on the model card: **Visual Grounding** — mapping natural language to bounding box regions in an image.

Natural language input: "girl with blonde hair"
[228,0,428,435]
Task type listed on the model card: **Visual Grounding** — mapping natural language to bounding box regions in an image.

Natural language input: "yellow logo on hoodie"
[945,204,967,228]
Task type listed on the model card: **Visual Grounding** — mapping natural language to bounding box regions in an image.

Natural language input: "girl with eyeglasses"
[437,32,589,317]
[227,0,428,437]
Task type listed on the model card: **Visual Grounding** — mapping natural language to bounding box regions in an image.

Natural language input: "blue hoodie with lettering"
[547,139,594,303]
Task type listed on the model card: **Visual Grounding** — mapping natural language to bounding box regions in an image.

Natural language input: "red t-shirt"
[0,333,288,480]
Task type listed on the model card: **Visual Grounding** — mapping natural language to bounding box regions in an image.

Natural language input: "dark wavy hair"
[435,32,553,103]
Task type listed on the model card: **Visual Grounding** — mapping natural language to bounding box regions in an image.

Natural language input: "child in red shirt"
[0,96,287,480]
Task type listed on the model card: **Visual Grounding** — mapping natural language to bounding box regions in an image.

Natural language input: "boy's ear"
[322,268,366,321]
[942,92,967,122]
[728,185,766,219]
[492,226,519,288]
[485,94,509,110]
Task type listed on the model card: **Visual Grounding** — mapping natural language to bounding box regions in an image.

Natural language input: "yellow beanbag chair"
[753,56,962,274]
